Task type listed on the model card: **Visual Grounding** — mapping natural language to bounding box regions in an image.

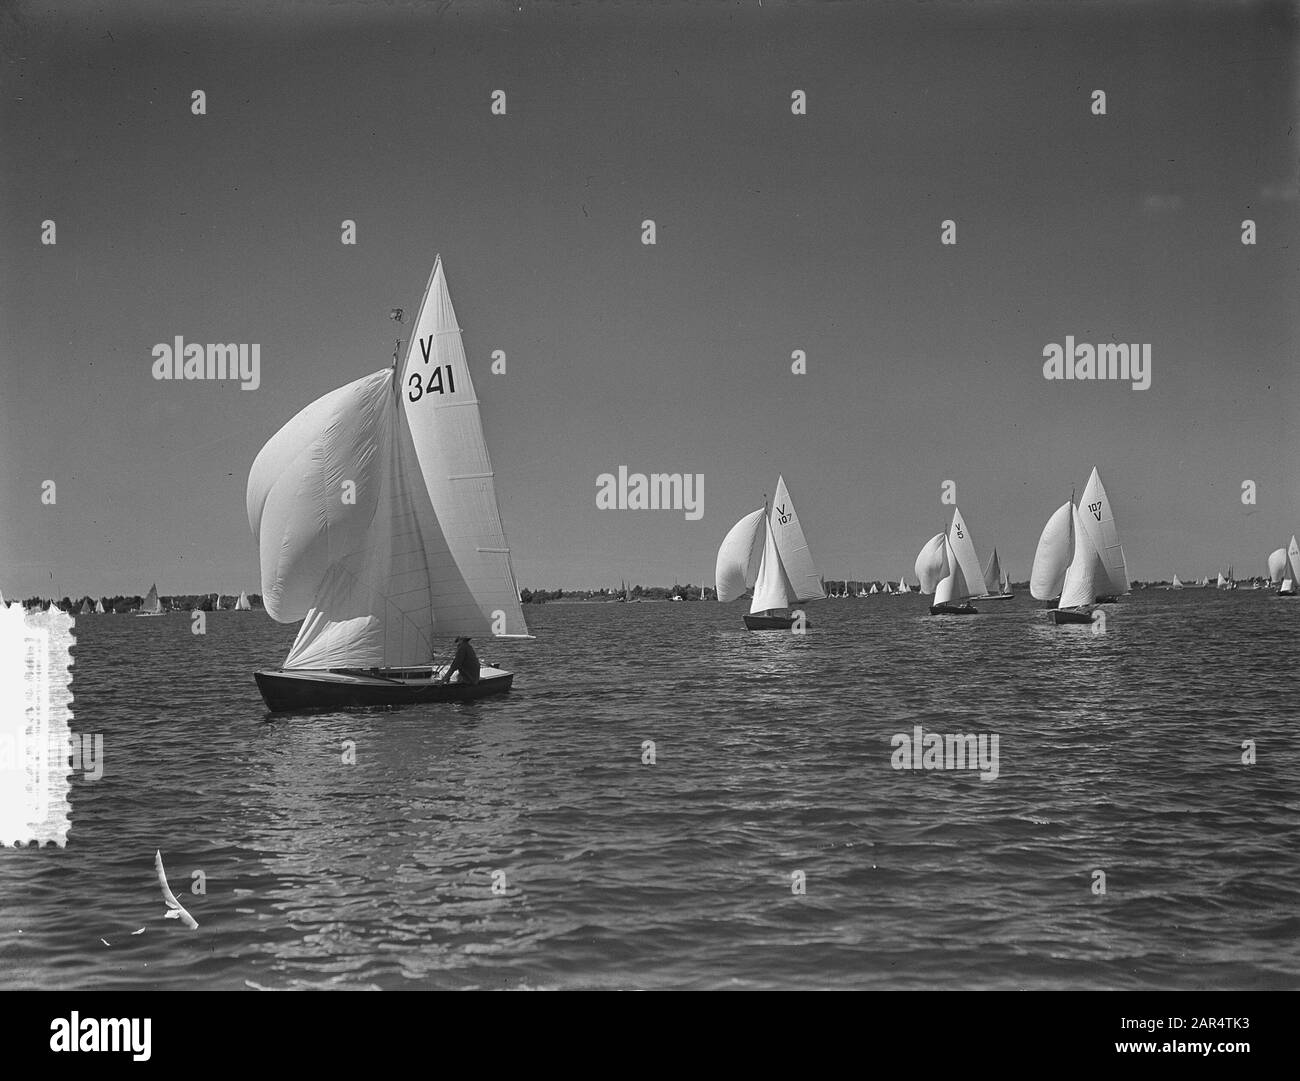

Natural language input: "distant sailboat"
[867,582,879,595]
[94,598,106,614]
[1216,571,1228,589]
[1279,536,1299,597]
[246,256,531,711]
[916,508,984,616]
[716,475,824,630]
[980,547,1013,601]
[234,591,252,611]
[1198,575,1210,587]
[1170,572,1184,589]
[1267,548,1286,587]
[136,583,165,616]
[78,598,92,615]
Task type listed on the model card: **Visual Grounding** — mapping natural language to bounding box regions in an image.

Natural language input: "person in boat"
[442,636,481,685]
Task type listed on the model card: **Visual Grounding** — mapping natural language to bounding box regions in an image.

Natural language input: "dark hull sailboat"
[246,257,532,715]
[254,665,514,713]
[1049,607,1095,625]
[743,613,809,631]
[929,602,978,616]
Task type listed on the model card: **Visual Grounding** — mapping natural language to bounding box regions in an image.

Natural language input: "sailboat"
[999,569,1013,596]
[246,257,531,711]
[1198,575,1210,587]
[979,547,1013,601]
[867,582,879,595]
[94,598,106,614]
[915,508,985,616]
[234,591,251,611]
[135,583,165,616]
[1050,504,1106,624]
[78,598,92,615]
[1279,536,1299,597]
[715,475,824,630]
[1169,572,1184,589]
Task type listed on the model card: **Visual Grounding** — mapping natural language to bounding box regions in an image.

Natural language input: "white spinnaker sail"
[942,508,985,603]
[1059,506,1104,608]
[141,584,161,614]
[1077,468,1128,595]
[982,547,1002,595]
[1267,547,1287,584]
[248,261,529,670]
[769,476,824,603]
[749,518,790,614]
[715,508,767,602]
[1030,502,1073,600]
[914,532,948,594]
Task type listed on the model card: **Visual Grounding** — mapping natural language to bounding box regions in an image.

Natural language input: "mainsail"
[235,591,251,611]
[768,476,824,604]
[1030,502,1074,601]
[94,599,105,613]
[247,257,529,670]
[1171,572,1183,589]
[78,599,92,615]
[1077,468,1129,596]
[982,547,1003,596]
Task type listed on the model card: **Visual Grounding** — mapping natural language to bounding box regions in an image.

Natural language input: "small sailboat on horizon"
[234,590,252,611]
[979,547,1013,601]
[1030,468,1127,625]
[135,583,165,617]
[715,475,825,631]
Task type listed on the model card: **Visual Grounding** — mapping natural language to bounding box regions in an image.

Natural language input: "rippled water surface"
[2,592,1297,989]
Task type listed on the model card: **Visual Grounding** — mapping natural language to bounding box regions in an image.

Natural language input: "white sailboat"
[979,547,1013,601]
[715,475,824,630]
[78,598,92,615]
[867,582,879,595]
[1170,572,1184,589]
[135,583,165,616]
[247,256,531,711]
[234,591,252,611]
[915,507,984,615]
[1267,547,1286,587]
[94,598,106,614]
[1279,536,1299,597]
[1198,575,1210,587]
[1216,571,1228,589]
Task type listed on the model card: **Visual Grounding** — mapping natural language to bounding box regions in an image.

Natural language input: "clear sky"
[2,0,1297,598]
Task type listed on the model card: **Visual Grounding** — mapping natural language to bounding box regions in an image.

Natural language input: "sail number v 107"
[408,364,455,402]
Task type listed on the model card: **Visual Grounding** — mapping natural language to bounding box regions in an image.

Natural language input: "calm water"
[1,592,1297,990]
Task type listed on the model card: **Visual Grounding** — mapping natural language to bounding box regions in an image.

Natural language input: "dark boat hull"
[254,666,514,713]
[929,602,978,616]
[1049,607,1095,625]
[743,614,810,631]
[1095,595,1121,604]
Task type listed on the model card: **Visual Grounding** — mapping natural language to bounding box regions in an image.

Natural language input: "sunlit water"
[1,591,1297,989]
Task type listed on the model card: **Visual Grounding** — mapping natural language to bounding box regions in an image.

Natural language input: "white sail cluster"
[715,476,825,614]
[1029,467,1129,607]
[914,507,986,604]
[247,258,529,670]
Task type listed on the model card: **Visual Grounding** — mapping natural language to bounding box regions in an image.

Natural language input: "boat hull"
[1095,595,1122,604]
[254,665,514,713]
[743,614,809,631]
[979,594,1014,602]
[1049,607,1095,625]
[929,602,978,616]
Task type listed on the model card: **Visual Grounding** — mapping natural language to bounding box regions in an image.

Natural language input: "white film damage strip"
[0,603,74,846]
